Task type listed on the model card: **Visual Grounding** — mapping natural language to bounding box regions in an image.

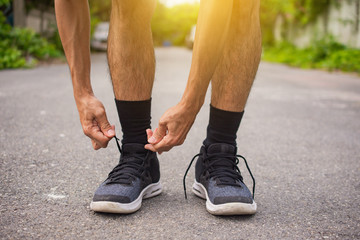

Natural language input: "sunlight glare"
[161,0,200,7]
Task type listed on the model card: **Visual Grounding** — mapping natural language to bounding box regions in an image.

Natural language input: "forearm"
[55,0,92,99]
[181,0,233,110]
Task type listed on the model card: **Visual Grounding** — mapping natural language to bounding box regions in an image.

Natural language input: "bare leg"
[107,0,156,100]
[211,0,261,112]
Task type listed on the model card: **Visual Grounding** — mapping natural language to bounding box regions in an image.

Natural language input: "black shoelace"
[106,136,146,185]
[183,151,256,200]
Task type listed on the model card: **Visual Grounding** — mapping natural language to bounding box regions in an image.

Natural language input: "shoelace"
[183,151,256,200]
[106,136,146,185]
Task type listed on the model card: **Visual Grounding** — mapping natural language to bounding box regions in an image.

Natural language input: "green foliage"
[263,37,360,73]
[0,0,10,7]
[89,0,111,22]
[47,23,64,54]
[151,1,199,46]
[260,0,360,73]
[88,0,199,46]
[260,0,333,45]
[88,0,109,36]
[0,12,62,70]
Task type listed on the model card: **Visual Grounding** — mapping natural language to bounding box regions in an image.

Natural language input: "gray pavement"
[1,47,360,239]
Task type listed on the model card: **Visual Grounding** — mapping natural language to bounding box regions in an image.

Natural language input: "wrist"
[71,75,93,102]
[74,86,93,96]
[180,77,208,112]
[180,92,204,113]
[73,87,94,104]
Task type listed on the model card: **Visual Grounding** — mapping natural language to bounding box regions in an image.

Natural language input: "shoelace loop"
[183,152,256,200]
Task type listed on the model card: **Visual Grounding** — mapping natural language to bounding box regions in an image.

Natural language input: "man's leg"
[90,0,162,214]
[203,0,261,147]
[108,0,156,101]
[108,0,156,145]
[212,0,261,110]
[193,0,261,215]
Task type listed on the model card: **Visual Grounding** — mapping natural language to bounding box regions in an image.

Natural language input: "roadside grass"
[262,38,360,74]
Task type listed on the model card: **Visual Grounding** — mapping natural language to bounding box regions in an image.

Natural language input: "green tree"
[151,1,199,46]
[87,0,199,46]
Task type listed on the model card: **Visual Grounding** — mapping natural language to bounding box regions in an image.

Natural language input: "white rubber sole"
[90,181,162,214]
[192,180,257,215]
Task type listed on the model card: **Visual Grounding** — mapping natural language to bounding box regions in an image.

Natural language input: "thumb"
[97,113,115,138]
[104,125,115,138]
[148,124,167,144]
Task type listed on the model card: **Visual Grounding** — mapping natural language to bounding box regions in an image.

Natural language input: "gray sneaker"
[90,142,162,214]
[184,143,256,215]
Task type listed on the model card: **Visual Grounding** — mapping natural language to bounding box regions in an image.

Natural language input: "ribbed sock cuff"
[203,104,244,147]
[115,98,151,145]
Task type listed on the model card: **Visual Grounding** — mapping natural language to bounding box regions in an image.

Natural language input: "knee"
[112,0,156,22]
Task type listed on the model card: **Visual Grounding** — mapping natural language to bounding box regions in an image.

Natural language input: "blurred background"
[0,0,359,72]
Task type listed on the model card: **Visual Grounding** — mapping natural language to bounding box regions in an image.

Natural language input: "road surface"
[1,48,359,239]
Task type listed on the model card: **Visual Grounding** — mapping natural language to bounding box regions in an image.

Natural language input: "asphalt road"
[1,47,360,239]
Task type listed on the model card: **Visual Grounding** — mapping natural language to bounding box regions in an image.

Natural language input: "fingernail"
[149,136,156,143]
[107,129,115,136]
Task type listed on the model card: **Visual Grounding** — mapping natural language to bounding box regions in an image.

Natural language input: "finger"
[96,111,115,138]
[92,130,110,148]
[144,143,157,152]
[150,136,174,153]
[146,129,153,142]
[145,142,172,153]
[104,125,115,138]
[148,123,167,144]
[87,122,111,148]
[148,128,157,144]
[92,139,101,150]
[155,145,172,153]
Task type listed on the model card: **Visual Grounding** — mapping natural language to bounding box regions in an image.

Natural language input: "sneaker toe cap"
[207,179,254,205]
[93,179,142,202]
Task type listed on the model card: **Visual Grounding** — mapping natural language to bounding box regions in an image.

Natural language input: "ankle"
[203,105,243,148]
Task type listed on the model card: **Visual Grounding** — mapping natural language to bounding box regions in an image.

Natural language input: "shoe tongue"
[207,143,236,155]
[122,143,147,155]
[206,144,239,184]
[207,143,236,169]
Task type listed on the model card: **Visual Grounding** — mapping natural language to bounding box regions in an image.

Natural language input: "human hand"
[75,94,115,150]
[145,102,198,154]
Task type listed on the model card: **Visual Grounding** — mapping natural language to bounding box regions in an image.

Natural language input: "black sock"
[203,104,244,148]
[115,99,151,145]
